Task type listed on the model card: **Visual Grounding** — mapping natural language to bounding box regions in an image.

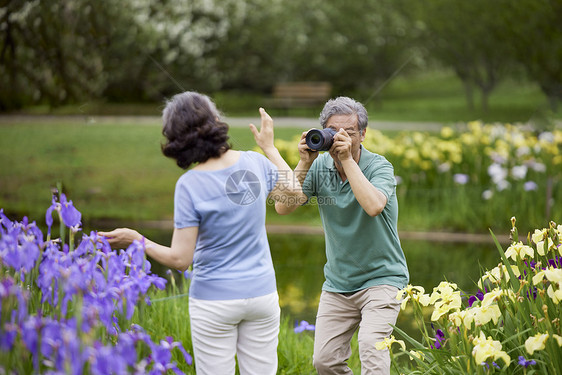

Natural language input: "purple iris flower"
[147,336,191,373]
[115,332,139,367]
[88,342,116,375]
[518,355,536,367]
[59,193,81,229]
[434,329,446,349]
[37,243,62,304]
[523,181,538,191]
[468,290,485,307]
[453,173,469,185]
[548,256,562,268]
[529,256,562,270]
[0,209,12,228]
[1,195,193,374]
[21,239,40,273]
[150,274,167,290]
[74,231,99,257]
[21,315,43,370]
[45,195,60,236]
[126,240,147,271]
[87,339,134,375]
[0,322,18,350]
[161,336,193,366]
[481,362,501,369]
[0,218,40,273]
[40,319,64,368]
[294,320,315,333]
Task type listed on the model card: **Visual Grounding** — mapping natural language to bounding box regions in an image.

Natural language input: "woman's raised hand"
[249,108,275,153]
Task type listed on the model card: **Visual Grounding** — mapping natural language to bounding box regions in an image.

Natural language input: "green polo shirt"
[303,146,409,293]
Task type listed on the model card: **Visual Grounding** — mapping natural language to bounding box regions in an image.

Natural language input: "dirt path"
[0,114,445,132]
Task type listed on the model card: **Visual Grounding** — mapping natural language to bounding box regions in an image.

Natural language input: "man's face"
[325,114,366,162]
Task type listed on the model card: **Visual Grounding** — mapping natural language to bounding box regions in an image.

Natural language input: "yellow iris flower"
[472,332,511,367]
[473,304,502,326]
[375,335,406,351]
[525,333,549,355]
[396,284,430,310]
[429,282,462,321]
[505,241,534,261]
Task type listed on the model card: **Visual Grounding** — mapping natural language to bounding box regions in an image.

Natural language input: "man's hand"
[331,128,353,161]
[298,131,319,165]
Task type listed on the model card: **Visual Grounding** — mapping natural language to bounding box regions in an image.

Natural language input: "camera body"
[305,128,337,151]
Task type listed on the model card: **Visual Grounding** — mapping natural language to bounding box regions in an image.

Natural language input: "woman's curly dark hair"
[161,91,231,169]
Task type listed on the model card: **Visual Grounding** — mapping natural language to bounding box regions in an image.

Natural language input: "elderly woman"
[100,91,305,375]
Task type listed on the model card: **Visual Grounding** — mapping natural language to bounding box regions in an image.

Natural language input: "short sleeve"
[368,160,396,200]
[302,158,319,198]
[174,175,200,228]
[263,157,279,194]
[248,151,279,195]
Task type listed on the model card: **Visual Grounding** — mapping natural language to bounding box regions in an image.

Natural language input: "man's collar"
[357,145,372,170]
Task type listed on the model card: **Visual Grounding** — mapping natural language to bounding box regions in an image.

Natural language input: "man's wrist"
[340,156,355,165]
[298,159,313,169]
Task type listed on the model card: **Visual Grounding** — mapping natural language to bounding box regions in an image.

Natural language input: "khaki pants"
[313,285,401,375]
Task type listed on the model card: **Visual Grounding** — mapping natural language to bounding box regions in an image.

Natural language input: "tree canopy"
[1,0,560,111]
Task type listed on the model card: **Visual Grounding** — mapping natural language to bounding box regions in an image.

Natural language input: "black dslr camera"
[305,128,337,151]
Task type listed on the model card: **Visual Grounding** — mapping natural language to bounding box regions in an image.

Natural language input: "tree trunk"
[463,80,475,112]
[481,88,491,114]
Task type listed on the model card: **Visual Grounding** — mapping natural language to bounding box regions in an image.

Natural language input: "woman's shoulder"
[242,149,264,159]
[175,169,195,186]
[240,150,271,166]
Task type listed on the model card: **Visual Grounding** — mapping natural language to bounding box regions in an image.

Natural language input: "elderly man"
[277,96,409,375]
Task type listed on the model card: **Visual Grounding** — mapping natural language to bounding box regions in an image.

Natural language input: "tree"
[0,0,115,109]
[0,0,248,109]
[286,0,413,97]
[197,0,293,92]
[505,0,562,111]
[405,0,516,112]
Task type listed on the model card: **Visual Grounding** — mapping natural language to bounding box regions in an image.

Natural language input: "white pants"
[189,292,280,375]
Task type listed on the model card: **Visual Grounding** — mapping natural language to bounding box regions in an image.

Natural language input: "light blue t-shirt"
[174,151,278,300]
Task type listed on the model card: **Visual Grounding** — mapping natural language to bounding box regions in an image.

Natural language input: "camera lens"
[306,128,336,151]
[310,134,321,144]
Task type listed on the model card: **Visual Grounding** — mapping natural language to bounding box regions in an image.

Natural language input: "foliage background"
[1,0,561,116]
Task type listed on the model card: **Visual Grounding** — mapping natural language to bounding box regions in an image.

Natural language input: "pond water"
[269,233,502,322]
[137,228,503,337]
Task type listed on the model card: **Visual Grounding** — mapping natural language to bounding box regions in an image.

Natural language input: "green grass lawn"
[1,69,559,228]
[368,71,555,124]
[13,69,560,124]
[0,121,315,226]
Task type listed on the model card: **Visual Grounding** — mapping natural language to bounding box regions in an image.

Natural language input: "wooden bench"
[266,81,332,111]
